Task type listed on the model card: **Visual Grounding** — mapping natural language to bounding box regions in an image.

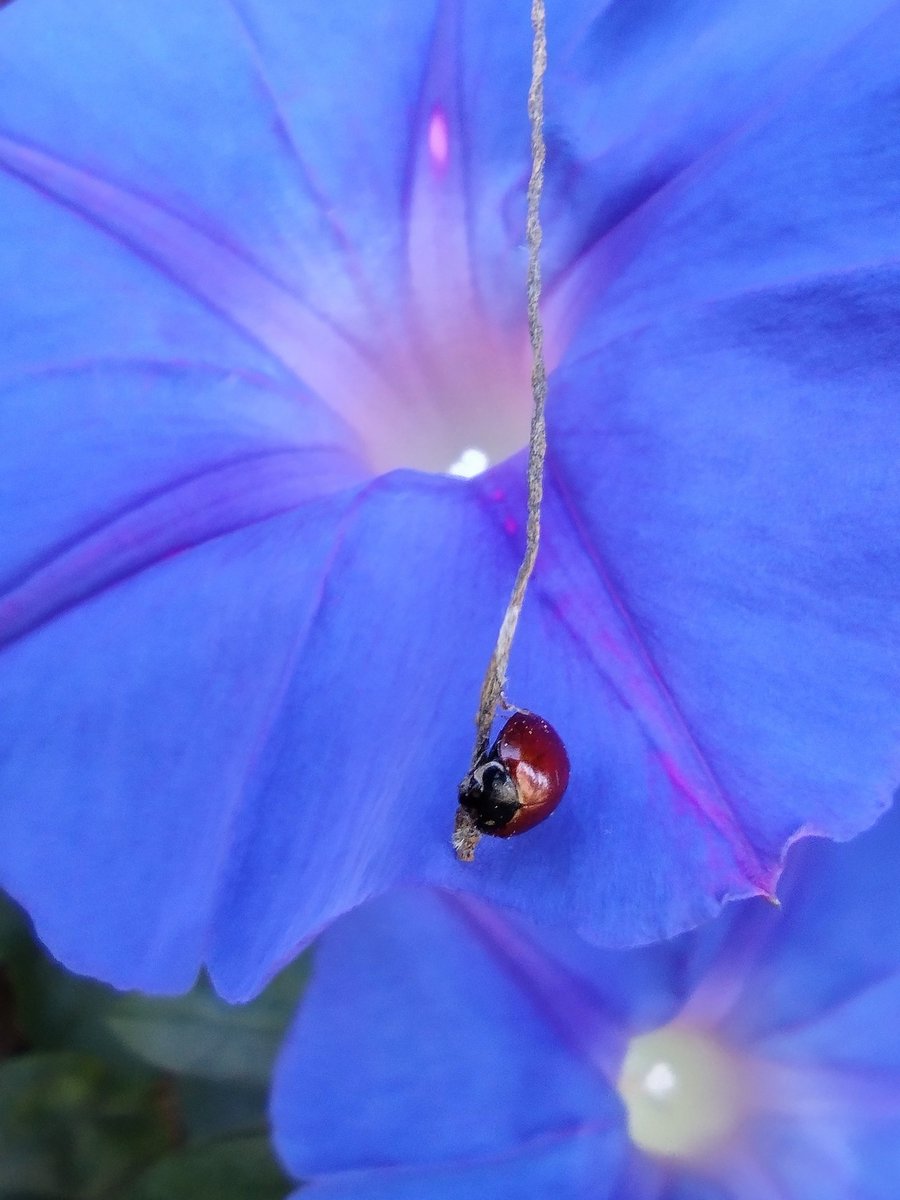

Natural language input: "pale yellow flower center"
[617,1025,745,1160]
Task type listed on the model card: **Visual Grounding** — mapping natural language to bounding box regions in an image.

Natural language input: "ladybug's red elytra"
[458,711,570,837]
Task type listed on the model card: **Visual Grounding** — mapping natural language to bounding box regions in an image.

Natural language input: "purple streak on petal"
[0,357,362,588]
[542,276,900,904]
[675,901,784,1029]
[0,497,356,991]
[473,465,772,892]
[270,889,623,1189]
[0,2,538,471]
[754,1058,900,1123]
[552,0,900,359]
[1,355,296,395]
[284,1129,624,1200]
[545,62,815,350]
[0,0,422,337]
[206,476,518,997]
[0,133,393,454]
[400,465,770,952]
[446,893,628,1084]
[754,971,900,1103]
[0,359,364,991]
[0,449,340,651]
[732,809,900,1051]
[712,1144,796,1200]
[542,471,773,892]
[221,0,383,324]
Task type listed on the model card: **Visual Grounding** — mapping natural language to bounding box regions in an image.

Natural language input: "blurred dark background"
[0,892,304,1199]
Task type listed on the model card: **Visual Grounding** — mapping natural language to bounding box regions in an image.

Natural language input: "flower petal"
[2,0,899,1000]
[725,804,900,1044]
[553,0,900,349]
[412,298,900,947]
[271,889,625,1195]
[505,273,900,942]
[271,807,900,1199]
[281,1137,624,1200]
[0,0,414,336]
[0,367,521,995]
[0,364,360,991]
[206,474,514,997]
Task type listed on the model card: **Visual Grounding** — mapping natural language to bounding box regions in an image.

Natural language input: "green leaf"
[0,1051,171,1198]
[0,892,30,960]
[4,911,311,1087]
[9,951,139,1069]
[0,892,312,1196]
[101,958,311,1085]
[123,1134,293,1200]
[174,1075,269,1142]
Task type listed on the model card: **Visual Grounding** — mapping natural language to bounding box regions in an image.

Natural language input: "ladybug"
[458,711,570,837]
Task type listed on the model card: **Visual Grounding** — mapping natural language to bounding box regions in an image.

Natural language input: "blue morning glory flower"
[272,802,900,1199]
[1,0,899,999]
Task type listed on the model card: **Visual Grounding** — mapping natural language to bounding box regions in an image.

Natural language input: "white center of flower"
[643,1060,677,1097]
[304,99,569,477]
[617,1026,745,1160]
[447,447,491,477]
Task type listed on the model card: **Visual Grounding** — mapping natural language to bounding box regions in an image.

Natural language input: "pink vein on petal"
[476,466,772,892]
[543,467,774,890]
